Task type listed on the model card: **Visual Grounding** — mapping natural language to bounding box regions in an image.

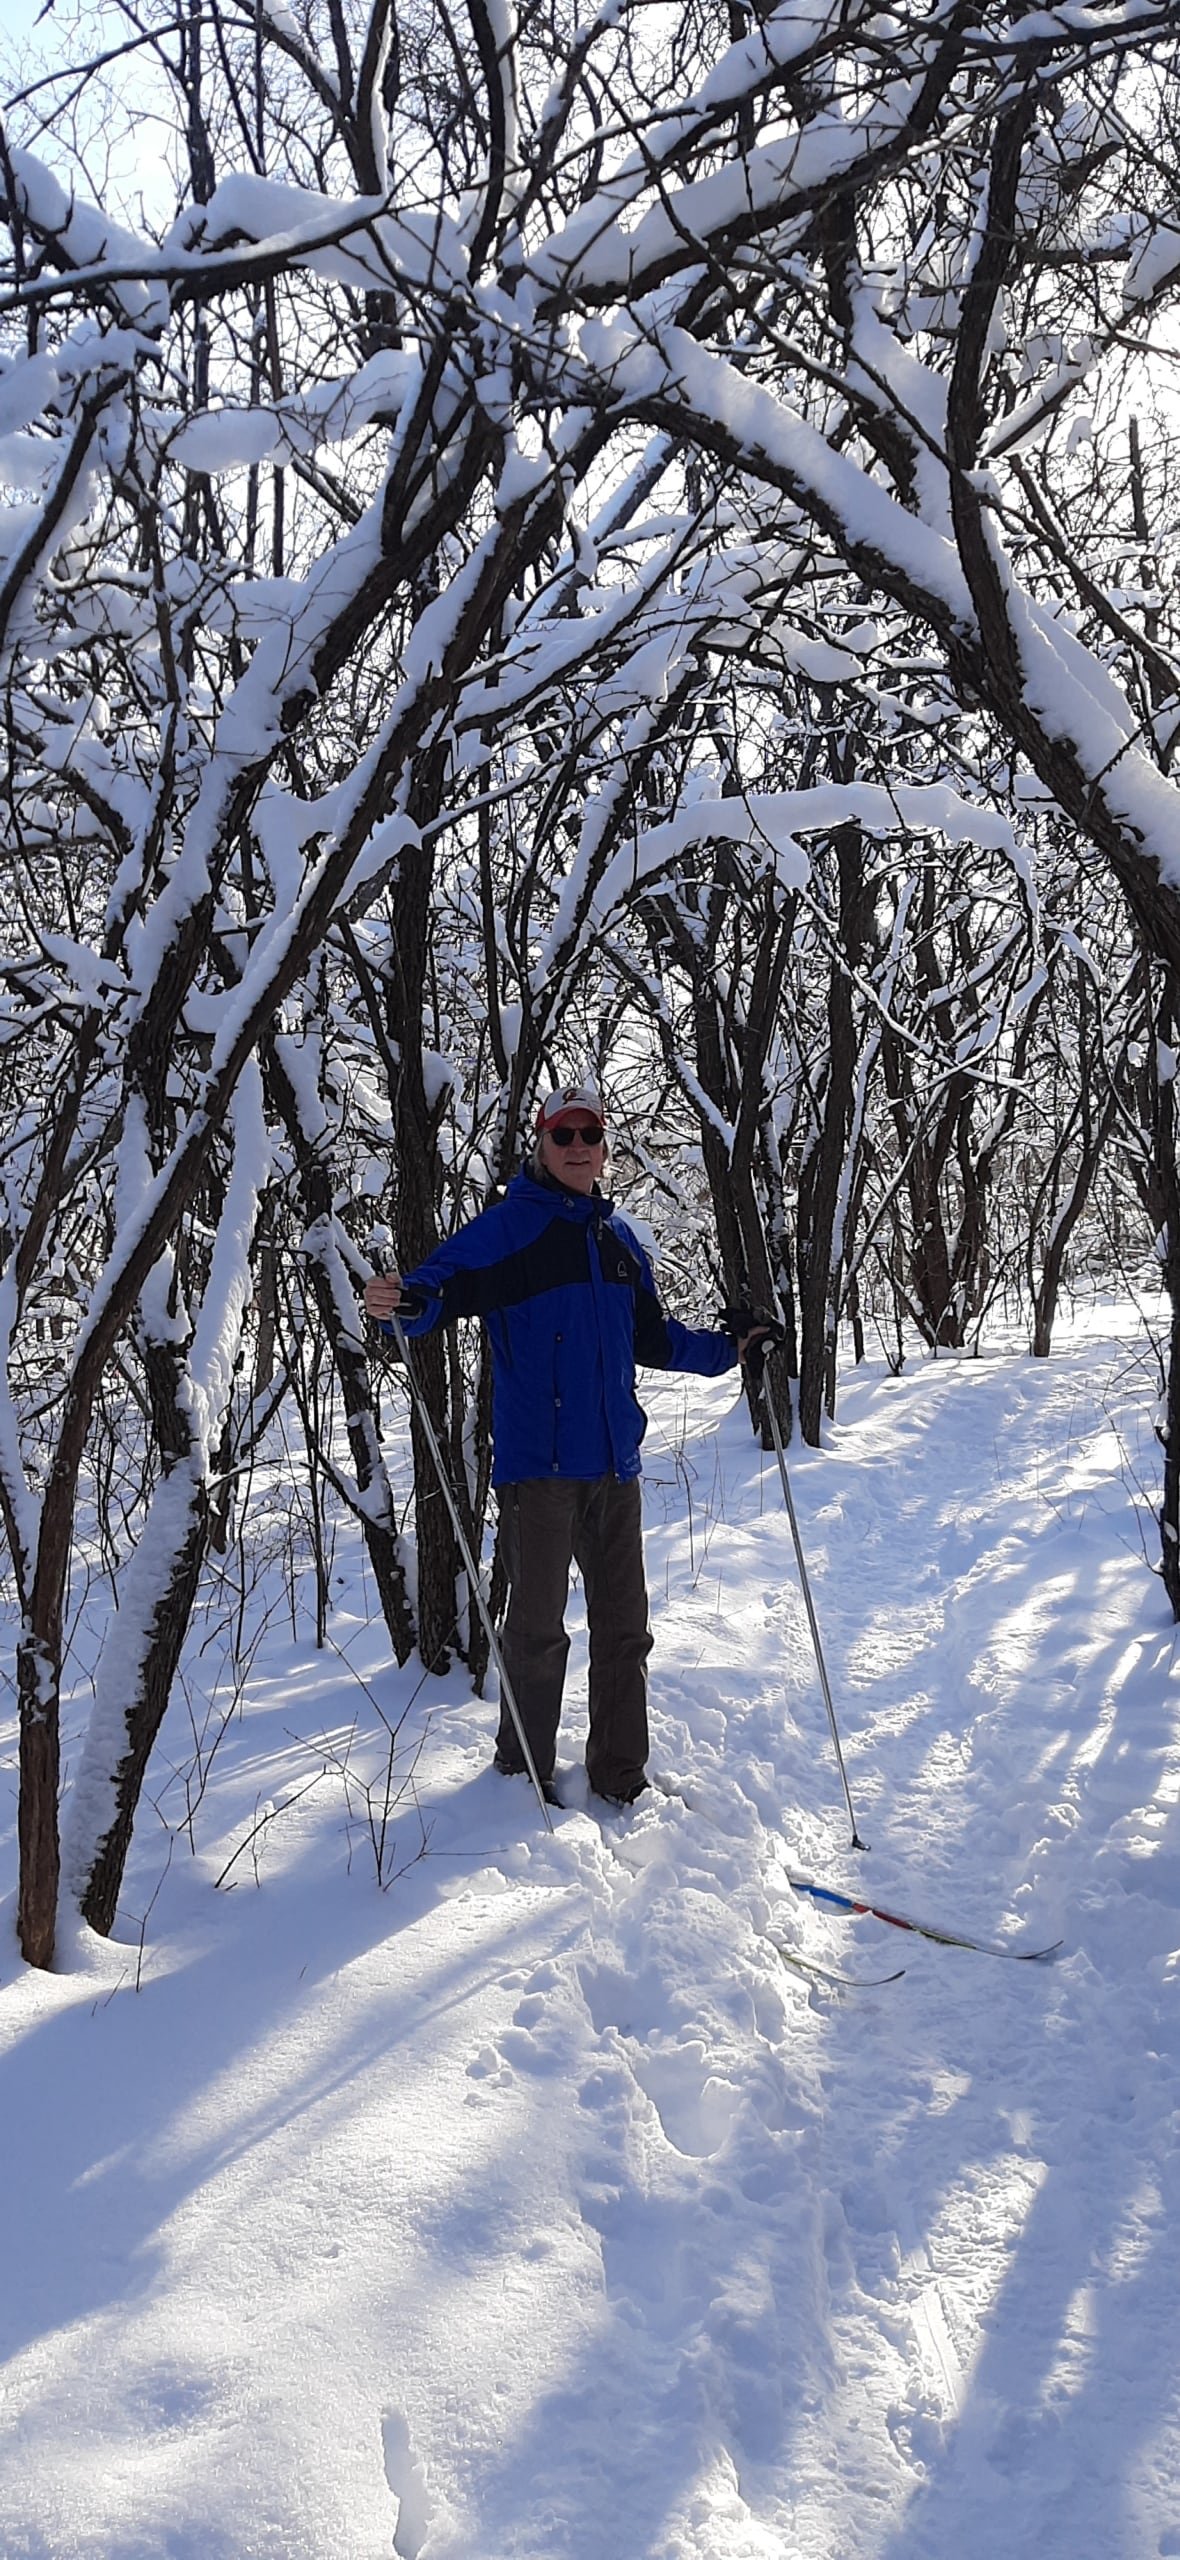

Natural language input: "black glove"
[719,1306,786,1385]
[719,1305,785,1347]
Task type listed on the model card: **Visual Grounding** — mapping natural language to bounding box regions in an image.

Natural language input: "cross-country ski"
[784,1873,1064,1965]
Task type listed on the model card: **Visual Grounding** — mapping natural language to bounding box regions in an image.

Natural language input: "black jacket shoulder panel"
[440,1211,589,1318]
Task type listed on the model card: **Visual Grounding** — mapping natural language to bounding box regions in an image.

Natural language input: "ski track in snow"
[1,1311,1178,2558]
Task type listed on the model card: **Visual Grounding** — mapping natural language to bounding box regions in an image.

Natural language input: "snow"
[562,313,1180,899]
[0,353,59,441]
[7,146,167,327]
[36,933,131,1010]
[1123,218,1180,310]
[2,1304,1179,2556]
[196,174,468,298]
[170,353,414,476]
[695,0,849,113]
[576,316,977,626]
[186,1060,272,1456]
[537,780,1027,973]
[982,343,1098,461]
[0,1264,37,1582]
[122,483,391,1003]
[260,0,307,40]
[110,1091,186,1350]
[60,1462,205,1900]
[342,813,422,904]
[1005,0,1172,50]
[1008,582,1180,892]
[0,431,64,494]
[530,86,916,300]
[172,408,286,473]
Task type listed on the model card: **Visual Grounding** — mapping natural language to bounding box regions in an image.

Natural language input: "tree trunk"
[265,1034,415,1665]
[1154,982,1180,1617]
[17,1633,60,1971]
[797,830,862,1443]
[77,1471,210,1934]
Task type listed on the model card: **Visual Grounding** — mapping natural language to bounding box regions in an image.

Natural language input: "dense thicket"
[4,0,1180,1962]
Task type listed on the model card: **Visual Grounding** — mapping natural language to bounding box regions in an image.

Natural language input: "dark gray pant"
[495,1476,653,1796]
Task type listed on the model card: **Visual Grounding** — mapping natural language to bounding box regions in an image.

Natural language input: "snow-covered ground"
[2,1306,1178,2560]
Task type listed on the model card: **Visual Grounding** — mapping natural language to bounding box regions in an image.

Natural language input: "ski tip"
[771,1940,906,1993]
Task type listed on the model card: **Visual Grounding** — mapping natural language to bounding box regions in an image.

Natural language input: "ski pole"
[749,1340,868,1853]
[385,1300,555,1834]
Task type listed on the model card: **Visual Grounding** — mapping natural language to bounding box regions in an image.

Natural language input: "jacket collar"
[513,1168,615,1216]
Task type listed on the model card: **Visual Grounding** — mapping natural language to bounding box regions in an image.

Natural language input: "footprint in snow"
[382,2410,431,2560]
[494,1984,572,2074]
[464,2043,511,2096]
[630,2040,744,2158]
[577,1955,668,2040]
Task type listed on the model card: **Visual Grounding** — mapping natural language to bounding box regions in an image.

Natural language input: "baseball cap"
[535,1083,606,1132]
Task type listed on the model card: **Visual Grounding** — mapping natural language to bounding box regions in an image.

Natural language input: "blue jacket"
[389,1171,737,1485]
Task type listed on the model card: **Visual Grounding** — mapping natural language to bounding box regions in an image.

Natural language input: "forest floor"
[2,1298,1178,2559]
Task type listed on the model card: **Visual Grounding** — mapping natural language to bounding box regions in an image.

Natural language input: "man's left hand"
[719,1305,786,1365]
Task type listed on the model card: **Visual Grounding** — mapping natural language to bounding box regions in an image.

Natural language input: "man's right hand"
[364,1273,405,1322]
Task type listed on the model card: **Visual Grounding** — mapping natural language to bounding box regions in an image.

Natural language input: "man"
[364,1084,768,1807]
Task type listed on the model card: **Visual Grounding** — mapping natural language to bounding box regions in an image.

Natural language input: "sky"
[5,0,49,42]
[3,0,177,228]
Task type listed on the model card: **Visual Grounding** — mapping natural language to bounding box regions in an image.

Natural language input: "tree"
[7,0,1180,1965]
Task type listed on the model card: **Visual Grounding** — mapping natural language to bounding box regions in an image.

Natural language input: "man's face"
[539,1111,607,1195]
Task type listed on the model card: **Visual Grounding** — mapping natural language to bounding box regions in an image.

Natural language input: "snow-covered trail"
[1,1316,1178,2559]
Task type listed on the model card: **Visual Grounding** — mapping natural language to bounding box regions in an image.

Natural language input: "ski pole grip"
[719,1305,785,1386]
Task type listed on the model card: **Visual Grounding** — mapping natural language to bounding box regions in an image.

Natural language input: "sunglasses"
[547,1122,606,1148]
